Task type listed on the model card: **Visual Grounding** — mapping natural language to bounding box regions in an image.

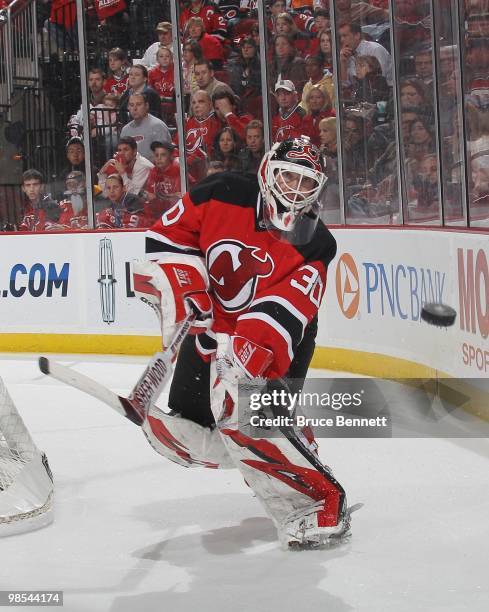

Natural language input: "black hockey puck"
[420,303,457,327]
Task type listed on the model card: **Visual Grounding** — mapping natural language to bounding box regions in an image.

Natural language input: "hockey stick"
[38,311,196,426]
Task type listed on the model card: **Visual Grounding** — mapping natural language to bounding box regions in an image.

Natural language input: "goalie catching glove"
[132,257,213,348]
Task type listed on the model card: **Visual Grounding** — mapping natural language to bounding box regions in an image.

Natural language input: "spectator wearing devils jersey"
[148,47,175,103]
[272,80,306,142]
[148,47,176,125]
[96,174,150,229]
[143,141,188,220]
[179,0,227,41]
[103,48,129,96]
[179,90,222,181]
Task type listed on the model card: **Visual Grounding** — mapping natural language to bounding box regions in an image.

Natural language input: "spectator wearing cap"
[58,170,89,230]
[120,93,171,161]
[140,22,174,68]
[338,21,392,86]
[300,55,334,111]
[143,141,188,218]
[271,79,306,142]
[185,17,225,69]
[270,34,307,95]
[98,136,154,196]
[212,87,253,140]
[119,65,163,122]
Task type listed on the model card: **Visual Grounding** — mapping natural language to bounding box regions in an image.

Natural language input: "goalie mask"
[258,136,326,244]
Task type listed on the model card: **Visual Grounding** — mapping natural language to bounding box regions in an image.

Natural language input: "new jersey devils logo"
[207,240,274,312]
[186,128,206,154]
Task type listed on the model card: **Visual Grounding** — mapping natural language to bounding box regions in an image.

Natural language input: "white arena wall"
[0,228,487,382]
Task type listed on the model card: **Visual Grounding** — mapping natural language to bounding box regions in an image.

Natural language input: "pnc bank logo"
[336,253,360,319]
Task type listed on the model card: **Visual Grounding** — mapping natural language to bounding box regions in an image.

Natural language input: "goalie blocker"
[134,137,351,548]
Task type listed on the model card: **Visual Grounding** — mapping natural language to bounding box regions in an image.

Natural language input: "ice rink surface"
[1,354,488,612]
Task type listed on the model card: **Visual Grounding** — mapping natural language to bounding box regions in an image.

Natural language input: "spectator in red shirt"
[275,12,312,56]
[186,16,225,69]
[271,79,306,142]
[149,46,176,126]
[181,90,222,180]
[180,0,227,42]
[103,47,129,96]
[143,141,185,218]
[19,169,73,232]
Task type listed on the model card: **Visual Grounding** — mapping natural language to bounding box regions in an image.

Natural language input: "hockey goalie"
[133,136,351,549]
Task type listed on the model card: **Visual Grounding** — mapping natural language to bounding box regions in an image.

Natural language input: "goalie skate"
[279,500,356,551]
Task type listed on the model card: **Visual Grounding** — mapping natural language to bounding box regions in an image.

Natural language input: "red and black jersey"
[96,201,151,229]
[145,161,182,198]
[18,199,75,232]
[145,172,337,377]
[179,112,222,158]
[148,65,175,102]
[180,1,227,40]
[103,72,129,96]
[272,105,306,143]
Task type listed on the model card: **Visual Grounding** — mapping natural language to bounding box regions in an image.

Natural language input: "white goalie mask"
[258,136,327,244]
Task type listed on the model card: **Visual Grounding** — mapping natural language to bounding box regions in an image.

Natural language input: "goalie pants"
[142,316,346,530]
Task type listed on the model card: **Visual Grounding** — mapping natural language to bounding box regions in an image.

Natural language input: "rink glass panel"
[5,1,489,232]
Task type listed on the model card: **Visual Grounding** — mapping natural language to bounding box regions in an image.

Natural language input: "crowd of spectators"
[4,0,489,232]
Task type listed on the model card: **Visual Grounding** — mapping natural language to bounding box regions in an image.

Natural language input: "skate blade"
[287,529,352,551]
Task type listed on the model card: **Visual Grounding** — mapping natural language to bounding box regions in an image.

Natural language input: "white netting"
[0,378,54,535]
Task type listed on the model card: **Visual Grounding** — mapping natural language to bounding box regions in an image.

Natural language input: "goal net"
[0,377,54,536]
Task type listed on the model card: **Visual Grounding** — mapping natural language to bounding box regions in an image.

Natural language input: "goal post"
[0,378,54,536]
